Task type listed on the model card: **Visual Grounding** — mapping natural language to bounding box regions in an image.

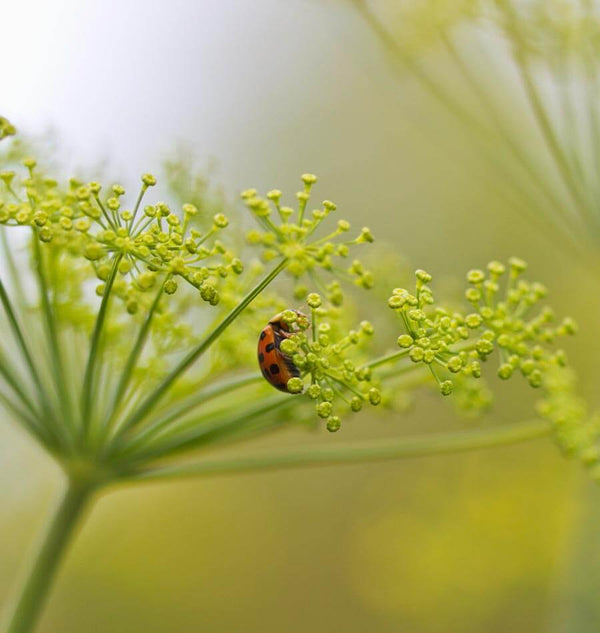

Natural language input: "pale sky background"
[3,0,407,192]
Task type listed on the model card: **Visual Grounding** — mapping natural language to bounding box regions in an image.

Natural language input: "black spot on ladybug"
[258,353,264,363]
[266,343,275,353]
[270,364,280,374]
[260,330,267,340]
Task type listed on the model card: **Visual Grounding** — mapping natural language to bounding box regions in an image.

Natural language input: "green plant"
[0,117,595,633]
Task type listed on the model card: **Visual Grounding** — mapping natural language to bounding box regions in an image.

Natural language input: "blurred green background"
[2,1,600,631]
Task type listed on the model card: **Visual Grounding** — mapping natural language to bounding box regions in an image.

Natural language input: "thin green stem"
[119,395,290,464]
[103,276,169,438]
[129,185,147,227]
[440,31,583,246]
[125,418,551,481]
[80,254,123,436]
[110,258,288,444]
[500,1,589,225]
[119,373,262,454]
[0,278,55,423]
[0,390,51,446]
[0,349,41,420]
[31,238,75,442]
[2,476,96,633]
[364,349,410,370]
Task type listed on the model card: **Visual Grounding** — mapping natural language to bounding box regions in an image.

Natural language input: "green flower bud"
[447,356,463,373]
[326,416,341,432]
[467,269,485,284]
[316,402,333,418]
[302,173,318,186]
[476,339,495,357]
[142,173,157,187]
[307,384,321,399]
[423,350,435,364]
[498,364,513,380]
[528,370,543,388]
[470,361,481,378]
[415,269,432,283]
[358,227,374,243]
[440,380,454,396]
[487,261,505,276]
[39,227,52,242]
[410,347,424,362]
[388,295,404,309]
[164,279,178,295]
[126,300,139,315]
[280,339,297,355]
[307,293,322,309]
[350,397,363,412]
[465,288,481,303]
[368,388,381,405]
[360,320,374,335]
[213,213,229,228]
[118,259,132,274]
[84,243,104,261]
[509,257,527,274]
[286,377,304,394]
[322,388,334,402]
[465,313,482,328]
[560,317,577,335]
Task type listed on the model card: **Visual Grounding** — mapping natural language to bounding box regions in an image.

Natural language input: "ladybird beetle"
[258,310,305,392]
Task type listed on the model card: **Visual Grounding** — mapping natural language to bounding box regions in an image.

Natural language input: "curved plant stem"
[2,476,96,633]
[128,418,551,481]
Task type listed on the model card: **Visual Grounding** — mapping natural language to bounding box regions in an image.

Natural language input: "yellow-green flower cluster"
[387,259,575,395]
[0,159,243,311]
[538,367,600,480]
[0,116,16,141]
[277,294,379,432]
[242,174,374,303]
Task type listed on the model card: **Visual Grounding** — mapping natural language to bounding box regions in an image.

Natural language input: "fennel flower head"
[0,119,596,485]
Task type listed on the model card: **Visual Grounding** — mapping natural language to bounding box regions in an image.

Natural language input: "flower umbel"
[383,259,575,396]
[242,174,374,302]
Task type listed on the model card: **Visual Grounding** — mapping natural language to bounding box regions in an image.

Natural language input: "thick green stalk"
[2,477,96,633]
[128,418,551,481]
[110,258,288,443]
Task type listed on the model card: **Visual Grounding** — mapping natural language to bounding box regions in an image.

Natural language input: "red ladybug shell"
[258,312,302,392]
